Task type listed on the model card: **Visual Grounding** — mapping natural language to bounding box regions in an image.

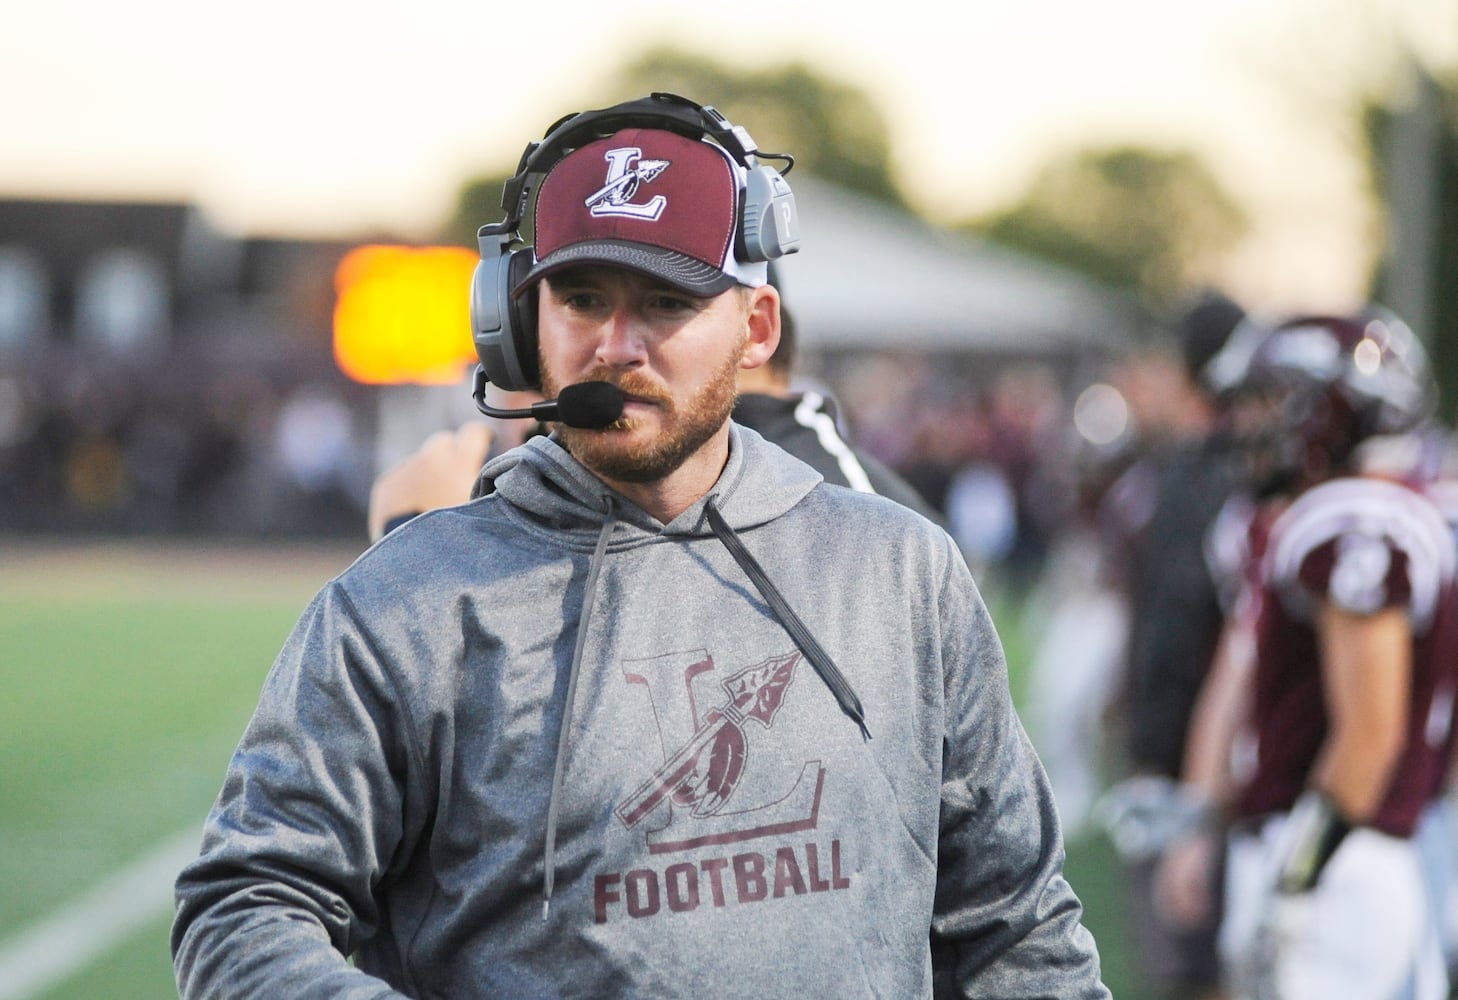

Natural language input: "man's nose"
[594,307,649,370]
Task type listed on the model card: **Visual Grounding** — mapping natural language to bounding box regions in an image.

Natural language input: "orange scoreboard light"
[333,244,479,385]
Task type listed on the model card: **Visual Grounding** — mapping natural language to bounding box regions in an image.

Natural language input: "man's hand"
[1153,827,1219,929]
[367,423,495,542]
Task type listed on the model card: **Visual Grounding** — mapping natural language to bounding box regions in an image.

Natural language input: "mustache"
[578,368,673,410]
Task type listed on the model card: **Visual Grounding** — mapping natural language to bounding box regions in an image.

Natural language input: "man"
[1158,308,1457,999]
[1117,291,1249,793]
[172,94,1108,998]
[1096,290,1249,1000]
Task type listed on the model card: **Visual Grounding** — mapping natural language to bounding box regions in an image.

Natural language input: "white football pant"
[1221,817,1448,1000]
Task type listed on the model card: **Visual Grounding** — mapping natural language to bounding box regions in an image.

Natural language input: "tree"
[441,48,906,246]
[612,48,905,209]
[1215,2,1457,418]
[1364,64,1458,423]
[446,173,514,249]
[960,146,1248,309]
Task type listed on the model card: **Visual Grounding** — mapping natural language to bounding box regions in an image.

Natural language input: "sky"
[2,0,1455,313]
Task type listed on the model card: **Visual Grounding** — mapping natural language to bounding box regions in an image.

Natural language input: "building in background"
[0,198,372,538]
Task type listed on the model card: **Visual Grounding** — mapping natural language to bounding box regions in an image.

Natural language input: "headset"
[469,92,800,393]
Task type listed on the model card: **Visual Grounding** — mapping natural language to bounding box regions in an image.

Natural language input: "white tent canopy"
[771,176,1142,356]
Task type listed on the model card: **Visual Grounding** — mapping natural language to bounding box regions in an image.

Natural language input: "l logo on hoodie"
[615,648,824,854]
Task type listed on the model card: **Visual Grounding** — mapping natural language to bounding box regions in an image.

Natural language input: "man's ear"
[739,284,781,371]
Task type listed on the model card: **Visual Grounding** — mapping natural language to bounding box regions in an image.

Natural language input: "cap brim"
[513,240,737,299]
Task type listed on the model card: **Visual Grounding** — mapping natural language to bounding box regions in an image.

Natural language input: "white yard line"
[0,827,199,1000]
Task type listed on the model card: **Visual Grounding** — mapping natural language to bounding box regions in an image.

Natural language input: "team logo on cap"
[585,148,670,220]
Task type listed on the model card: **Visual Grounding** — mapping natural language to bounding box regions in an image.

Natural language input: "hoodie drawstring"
[542,496,618,921]
[705,499,872,741]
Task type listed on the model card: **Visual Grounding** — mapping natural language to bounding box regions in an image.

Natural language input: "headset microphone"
[471,367,624,428]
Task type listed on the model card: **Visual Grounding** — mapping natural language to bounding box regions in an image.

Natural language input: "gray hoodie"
[173,424,1108,998]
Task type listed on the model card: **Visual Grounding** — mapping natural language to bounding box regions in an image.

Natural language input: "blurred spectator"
[834,352,932,471]
[273,385,355,494]
[984,364,1066,588]
[1113,292,1249,778]
[270,384,371,534]
[1018,340,1203,846]
[1018,387,1138,839]
[944,458,1018,576]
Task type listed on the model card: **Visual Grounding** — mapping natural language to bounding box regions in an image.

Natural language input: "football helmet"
[1206,306,1437,492]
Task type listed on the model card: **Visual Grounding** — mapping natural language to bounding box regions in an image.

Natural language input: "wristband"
[1274,790,1353,893]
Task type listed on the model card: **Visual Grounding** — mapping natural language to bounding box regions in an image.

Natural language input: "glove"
[1272,789,1352,894]
[1094,775,1215,862]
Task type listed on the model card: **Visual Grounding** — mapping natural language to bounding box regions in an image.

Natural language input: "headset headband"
[469,92,800,394]
[489,92,794,237]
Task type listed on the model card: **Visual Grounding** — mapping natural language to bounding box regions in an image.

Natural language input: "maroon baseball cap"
[514,128,767,298]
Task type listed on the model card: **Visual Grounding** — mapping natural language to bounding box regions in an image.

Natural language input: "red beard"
[541,351,741,484]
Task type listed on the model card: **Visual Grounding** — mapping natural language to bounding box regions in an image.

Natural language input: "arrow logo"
[616,652,801,828]
[585,148,670,220]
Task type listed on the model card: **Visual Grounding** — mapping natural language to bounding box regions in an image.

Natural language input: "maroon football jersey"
[1427,477,1458,539]
[1233,476,1458,837]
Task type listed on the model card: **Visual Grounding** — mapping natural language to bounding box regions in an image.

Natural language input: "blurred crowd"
[0,347,377,538]
[0,341,1172,561]
[0,321,1172,562]
[799,292,1458,1000]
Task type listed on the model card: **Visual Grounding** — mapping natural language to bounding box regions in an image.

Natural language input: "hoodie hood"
[472,421,823,538]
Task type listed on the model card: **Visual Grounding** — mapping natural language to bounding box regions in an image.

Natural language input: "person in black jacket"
[731,304,943,525]
[1096,289,1249,1000]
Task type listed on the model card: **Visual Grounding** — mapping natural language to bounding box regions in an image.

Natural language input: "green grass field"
[0,541,1151,999]
[0,540,358,1000]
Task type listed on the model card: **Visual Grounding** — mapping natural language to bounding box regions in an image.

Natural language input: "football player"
[1159,307,1458,999]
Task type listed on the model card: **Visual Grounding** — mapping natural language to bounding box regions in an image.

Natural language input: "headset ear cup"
[506,251,539,390]
[471,240,540,392]
[739,165,801,262]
